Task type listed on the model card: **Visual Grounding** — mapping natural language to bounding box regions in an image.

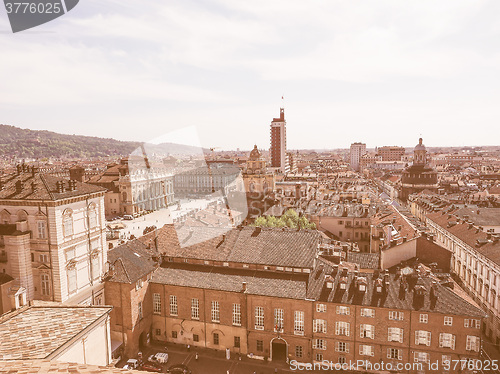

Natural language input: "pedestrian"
[195,352,199,360]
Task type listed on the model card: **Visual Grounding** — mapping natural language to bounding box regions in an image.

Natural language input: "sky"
[1,0,500,151]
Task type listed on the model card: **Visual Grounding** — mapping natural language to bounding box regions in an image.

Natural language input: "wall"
[380,238,417,270]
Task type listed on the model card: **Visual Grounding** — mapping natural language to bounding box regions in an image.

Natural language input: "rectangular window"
[234,336,240,348]
[295,345,303,358]
[360,308,375,318]
[211,301,220,323]
[233,304,241,326]
[313,339,326,350]
[155,328,161,336]
[153,293,161,314]
[191,298,199,320]
[444,316,453,326]
[387,348,401,360]
[335,342,349,353]
[315,353,323,362]
[172,331,177,338]
[88,210,97,228]
[439,333,456,349]
[213,333,219,345]
[41,274,50,296]
[67,267,77,293]
[336,306,350,315]
[37,221,46,239]
[359,344,374,356]
[138,301,143,319]
[313,319,327,333]
[335,321,350,336]
[256,340,263,352]
[414,352,430,363]
[389,311,404,321]
[255,307,264,330]
[294,311,304,335]
[388,327,403,343]
[316,304,327,312]
[170,295,178,316]
[274,308,284,332]
[466,336,480,352]
[419,314,428,323]
[193,334,199,342]
[92,255,100,280]
[360,324,375,339]
[415,330,431,346]
[63,215,73,237]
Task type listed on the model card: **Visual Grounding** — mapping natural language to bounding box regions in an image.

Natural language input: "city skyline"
[1,0,500,150]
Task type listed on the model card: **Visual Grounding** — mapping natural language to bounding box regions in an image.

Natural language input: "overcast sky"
[1,0,500,151]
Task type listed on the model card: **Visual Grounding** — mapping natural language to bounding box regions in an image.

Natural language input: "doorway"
[271,339,287,362]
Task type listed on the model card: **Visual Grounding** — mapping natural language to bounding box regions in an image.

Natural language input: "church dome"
[249,145,261,160]
[415,138,426,151]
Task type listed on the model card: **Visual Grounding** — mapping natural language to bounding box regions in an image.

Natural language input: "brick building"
[106,226,485,372]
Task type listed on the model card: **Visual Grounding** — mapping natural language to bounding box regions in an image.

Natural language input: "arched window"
[16,210,28,222]
[0,210,11,224]
[63,209,73,237]
[88,203,97,228]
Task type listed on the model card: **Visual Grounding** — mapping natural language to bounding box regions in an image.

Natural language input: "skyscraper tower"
[270,107,288,173]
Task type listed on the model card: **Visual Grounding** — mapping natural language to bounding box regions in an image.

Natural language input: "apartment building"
[106,226,484,372]
[0,164,107,314]
[423,208,500,347]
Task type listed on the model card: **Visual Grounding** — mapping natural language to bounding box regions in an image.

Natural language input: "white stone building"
[0,164,107,314]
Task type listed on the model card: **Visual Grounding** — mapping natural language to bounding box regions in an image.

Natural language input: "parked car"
[140,363,162,372]
[123,359,139,370]
[148,352,169,364]
[123,215,134,220]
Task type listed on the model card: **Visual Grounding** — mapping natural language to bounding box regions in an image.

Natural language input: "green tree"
[251,209,316,230]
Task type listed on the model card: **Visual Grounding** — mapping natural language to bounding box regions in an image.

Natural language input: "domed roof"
[415,138,426,151]
[249,145,261,160]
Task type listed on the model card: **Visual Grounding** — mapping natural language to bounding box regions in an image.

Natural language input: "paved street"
[118,342,351,374]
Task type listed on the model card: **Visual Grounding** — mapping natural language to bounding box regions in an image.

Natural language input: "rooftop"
[152,264,308,300]
[0,169,105,201]
[307,258,485,317]
[140,225,321,269]
[0,304,112,360]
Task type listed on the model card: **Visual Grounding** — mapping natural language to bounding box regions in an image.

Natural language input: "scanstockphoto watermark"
[3,0,79,33]
[290,360,429,372]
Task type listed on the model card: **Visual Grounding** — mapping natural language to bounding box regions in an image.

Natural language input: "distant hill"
[0,124,210,159]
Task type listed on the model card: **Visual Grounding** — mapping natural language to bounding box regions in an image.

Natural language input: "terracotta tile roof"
[307,258,485,317]
[140,225,321,269]
[345,252,380,269]
[0,305,111,360]
[427,211,500,265]
[0,360,153,373]
[107,240,157,284]
[0,172,105,201]
[152,264,308,300]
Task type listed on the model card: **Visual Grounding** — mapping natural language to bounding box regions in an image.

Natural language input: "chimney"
[56,181,65,193]
[31,166,38,177]
[15,180,23,193]
[69,166,85,182]
[16,164,22,174]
